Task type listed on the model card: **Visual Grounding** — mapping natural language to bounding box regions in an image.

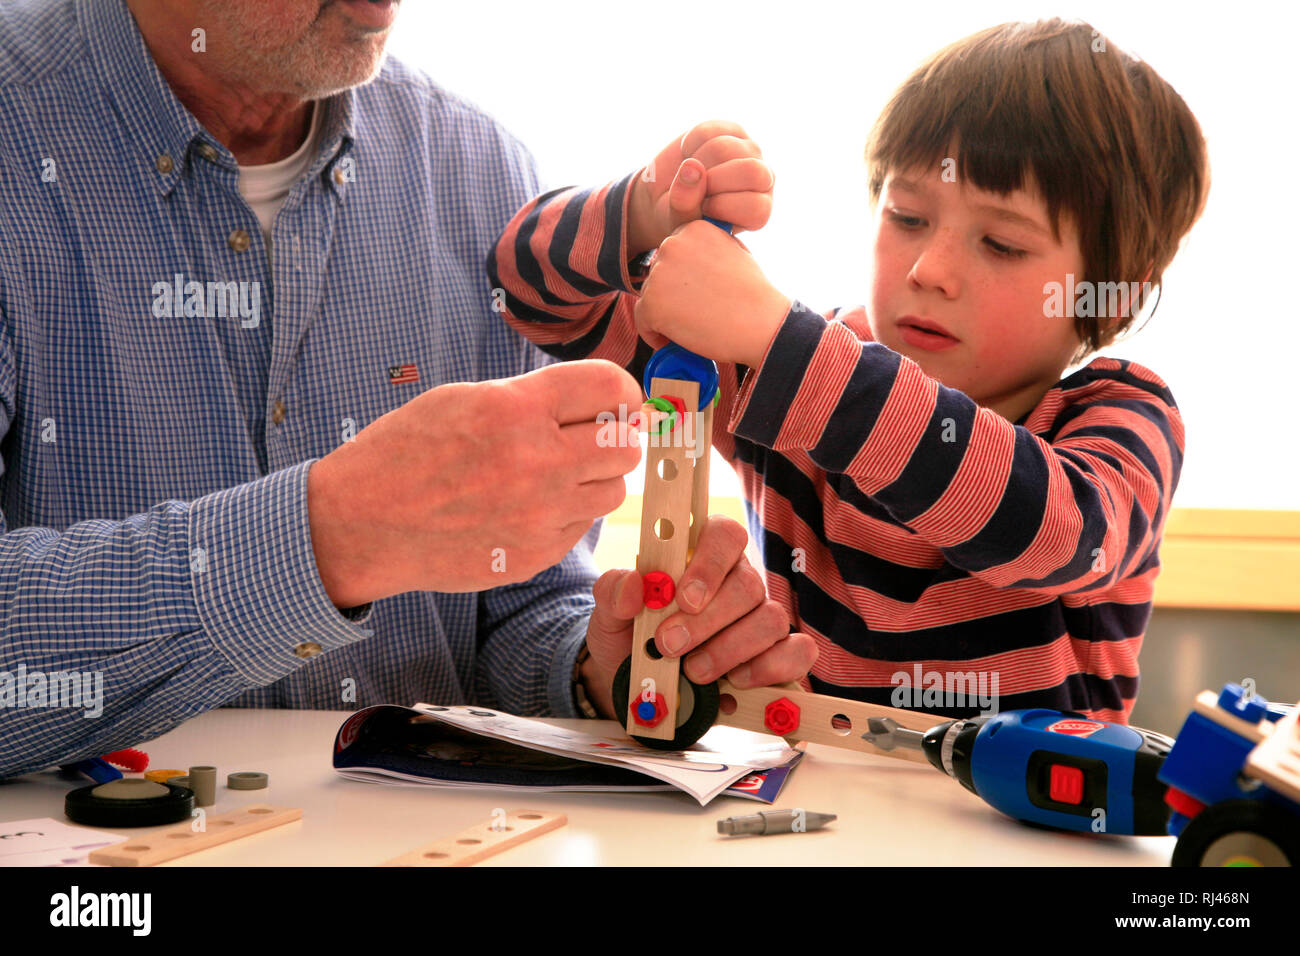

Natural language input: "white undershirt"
[236,101,324,267]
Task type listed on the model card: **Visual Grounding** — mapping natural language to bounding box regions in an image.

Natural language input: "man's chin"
[280,46,389,98]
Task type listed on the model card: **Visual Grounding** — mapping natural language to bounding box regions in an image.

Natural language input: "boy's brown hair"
[865,19,1210,364]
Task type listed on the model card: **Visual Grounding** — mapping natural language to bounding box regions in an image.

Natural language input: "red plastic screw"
[631,692,668,728]
[642,571,676,609]
[764,698,801,736]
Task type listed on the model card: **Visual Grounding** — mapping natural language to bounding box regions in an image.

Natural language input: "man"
[0,0,814,777]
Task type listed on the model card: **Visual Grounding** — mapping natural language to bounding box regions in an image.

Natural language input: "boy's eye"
[984,237,1029,259]
[888,212,924,228]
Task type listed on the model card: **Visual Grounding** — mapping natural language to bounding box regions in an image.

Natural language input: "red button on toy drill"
[1048,764,1085,804]
[642,571,675,609]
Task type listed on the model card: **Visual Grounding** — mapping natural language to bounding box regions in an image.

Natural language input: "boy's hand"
[580,515,817,720]
[627,120,774,256]
[634,220,792,368]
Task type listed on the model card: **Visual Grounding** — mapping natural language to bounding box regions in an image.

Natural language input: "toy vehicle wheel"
[611,655,720,751]
[1171,799,1300,867]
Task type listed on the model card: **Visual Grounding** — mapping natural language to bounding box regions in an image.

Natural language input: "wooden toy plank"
[688,401,713,553]
[381,810,567,867]
[89,805,302,866]
[627,377,700,741]
[1245,699,1300,803]
[715,680,944,765]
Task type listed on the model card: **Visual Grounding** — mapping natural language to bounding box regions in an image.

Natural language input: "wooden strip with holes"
[88,805,302,866]
[688,401,713,553]
[715,680,948,765]
[628,377,700,740]
[381,810,567,866]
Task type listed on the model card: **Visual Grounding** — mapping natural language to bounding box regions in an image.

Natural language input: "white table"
[2,708,1177,866]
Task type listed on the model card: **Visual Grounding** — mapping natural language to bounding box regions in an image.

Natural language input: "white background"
[389,0,1299,510]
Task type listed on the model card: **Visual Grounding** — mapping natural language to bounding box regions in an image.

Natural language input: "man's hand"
[307,360,644,605]
[626,120,775,256]
[579,515,817,719]
[634,220,792,368]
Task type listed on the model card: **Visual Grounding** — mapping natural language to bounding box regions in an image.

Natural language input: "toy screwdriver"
[863,709,1176,835]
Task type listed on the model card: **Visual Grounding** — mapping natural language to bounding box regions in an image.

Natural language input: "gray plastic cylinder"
[188,765,217,807]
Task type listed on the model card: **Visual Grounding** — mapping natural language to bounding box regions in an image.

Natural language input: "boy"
[489,19,1208,722]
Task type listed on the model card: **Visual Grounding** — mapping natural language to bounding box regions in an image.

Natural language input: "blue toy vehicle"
[1159,683,1300,866]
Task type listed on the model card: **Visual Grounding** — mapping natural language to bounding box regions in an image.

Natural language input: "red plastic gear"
[102,748,149,773]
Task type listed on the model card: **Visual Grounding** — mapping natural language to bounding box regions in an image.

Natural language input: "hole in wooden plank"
[654,518,674,540]
[830,714,852,736]
[519,813,543,820]
[658,459,677,481]
[457,839,481,845]
[644,639,663,660]
[719,693,737,715]
[248,808,273,814]
[423,852,449,859]
[168,833,193,839]
[125,846,150,852]
[213,820,234,826]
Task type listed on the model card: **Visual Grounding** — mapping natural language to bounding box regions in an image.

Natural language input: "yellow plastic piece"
[144,769,186,783]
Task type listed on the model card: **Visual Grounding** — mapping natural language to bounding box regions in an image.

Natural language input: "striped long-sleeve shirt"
[488,171,1186,723]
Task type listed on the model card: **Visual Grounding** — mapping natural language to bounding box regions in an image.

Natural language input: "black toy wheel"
[1171,799,1299,867]
[612,655,720,750]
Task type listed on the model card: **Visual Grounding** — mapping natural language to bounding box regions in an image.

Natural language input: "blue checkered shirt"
[0,0,598,777]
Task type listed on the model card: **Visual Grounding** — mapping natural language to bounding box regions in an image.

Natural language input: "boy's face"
[867,167,1086,422]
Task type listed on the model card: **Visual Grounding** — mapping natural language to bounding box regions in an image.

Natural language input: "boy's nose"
[908,231,961,297]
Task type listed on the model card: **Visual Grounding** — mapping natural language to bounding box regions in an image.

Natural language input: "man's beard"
[200,2,392,99]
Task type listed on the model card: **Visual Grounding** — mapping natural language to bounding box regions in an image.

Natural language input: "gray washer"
[188,765,217,807]
[226,771,268,790]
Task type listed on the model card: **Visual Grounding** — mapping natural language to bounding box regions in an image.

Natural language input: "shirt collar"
[80,0,358,198]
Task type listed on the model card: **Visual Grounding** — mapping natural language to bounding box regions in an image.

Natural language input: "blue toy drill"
[864,710,1175,835]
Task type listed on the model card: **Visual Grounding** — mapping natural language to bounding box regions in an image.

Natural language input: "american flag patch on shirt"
[388,363,418,385]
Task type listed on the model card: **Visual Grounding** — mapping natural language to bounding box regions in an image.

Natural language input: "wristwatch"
[571,642,599,718]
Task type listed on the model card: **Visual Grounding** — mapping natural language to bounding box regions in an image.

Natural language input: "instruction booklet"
[332,703,802,806]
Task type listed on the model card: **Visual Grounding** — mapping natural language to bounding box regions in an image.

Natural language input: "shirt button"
[292,642,323,659]
[197,144,218,162]
[155,153,174,174]
[271,400,286,425]
[333,167,345,185]
[227,228,251,253]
